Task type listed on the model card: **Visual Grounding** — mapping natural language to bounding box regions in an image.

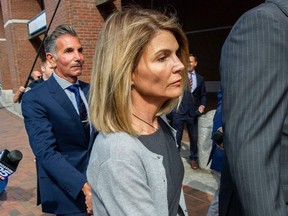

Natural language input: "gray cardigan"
[87,120,188,216]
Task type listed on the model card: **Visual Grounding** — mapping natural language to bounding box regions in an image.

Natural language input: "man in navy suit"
[170,54,206,169]
[220,0,288,215]
[22,25,96,216]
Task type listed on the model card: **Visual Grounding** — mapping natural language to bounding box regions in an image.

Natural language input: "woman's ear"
[131,70,136,86]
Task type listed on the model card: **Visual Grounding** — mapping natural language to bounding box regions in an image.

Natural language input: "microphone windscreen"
[8,150,23,164]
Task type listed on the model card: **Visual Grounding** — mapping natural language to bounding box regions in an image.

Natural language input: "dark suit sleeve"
[212,88,222,133]
[199,76,207,107]
[220,6,288,216]
[21,90,87,200]
[207,87,224,169]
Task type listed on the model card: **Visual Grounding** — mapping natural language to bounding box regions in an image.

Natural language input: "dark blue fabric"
[21,76,97,214]
[207,88,224,172]
[67,85,87,121]
[67,84,90,141]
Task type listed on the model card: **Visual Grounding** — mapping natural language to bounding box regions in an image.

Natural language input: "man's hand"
[13,86,26,103]
[216,127,224,151]
[82,182,93,215]
[216,143,224,152]
[198,105,205,113]
[218,127,223,134]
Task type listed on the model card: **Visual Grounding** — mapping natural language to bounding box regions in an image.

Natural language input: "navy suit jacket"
[22,75,97,214]
[175,73,206,117]
[207,88,224,172]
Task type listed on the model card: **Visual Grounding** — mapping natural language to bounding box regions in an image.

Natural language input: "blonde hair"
[89,7,189,136]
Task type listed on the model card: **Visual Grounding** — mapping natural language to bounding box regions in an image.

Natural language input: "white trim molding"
[0,38,6,41]
[4,19,30,28]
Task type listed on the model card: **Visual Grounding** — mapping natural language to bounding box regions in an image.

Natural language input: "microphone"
[0,149,23,179]
[0,149,23,193]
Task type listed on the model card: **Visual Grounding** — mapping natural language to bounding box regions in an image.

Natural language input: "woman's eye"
[157,56,167,62]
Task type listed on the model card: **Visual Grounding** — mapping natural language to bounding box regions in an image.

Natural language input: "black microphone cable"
[18,0,62,103]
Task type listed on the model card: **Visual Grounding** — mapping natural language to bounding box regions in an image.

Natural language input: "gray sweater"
[87,122,188,216]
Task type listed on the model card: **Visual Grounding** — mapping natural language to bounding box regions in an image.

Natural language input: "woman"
[87,7,189,216]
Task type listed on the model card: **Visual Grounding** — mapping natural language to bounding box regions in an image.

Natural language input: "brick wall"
[0,1,10,89]
[0,8,9,89]
[44,0,121,82]
[0,0,121,91]
[0,0,43,91]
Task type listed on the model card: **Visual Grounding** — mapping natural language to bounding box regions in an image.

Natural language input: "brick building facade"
[0,0,120,103]
[0,0,264,105]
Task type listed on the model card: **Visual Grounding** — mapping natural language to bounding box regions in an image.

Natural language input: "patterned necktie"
[67,84,90,140]
[189,72,193,92]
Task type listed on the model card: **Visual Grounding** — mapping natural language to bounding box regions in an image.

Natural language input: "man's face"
[47,34,84,83]
[41,61,54,80]
[32,70,42,80]
[188,56,197,72]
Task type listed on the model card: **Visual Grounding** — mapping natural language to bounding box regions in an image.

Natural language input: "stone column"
[198,110,215,170]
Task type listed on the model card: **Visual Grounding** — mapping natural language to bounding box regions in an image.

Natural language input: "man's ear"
[40,65,45,73]
[46,53,57,68]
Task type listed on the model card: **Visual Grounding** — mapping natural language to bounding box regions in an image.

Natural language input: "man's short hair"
[44,25,78,59]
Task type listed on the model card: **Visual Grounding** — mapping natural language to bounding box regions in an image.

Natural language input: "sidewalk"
[0,101,215,216]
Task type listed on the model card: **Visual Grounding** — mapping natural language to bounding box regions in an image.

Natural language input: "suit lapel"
[79,80,99,148]
[48,77,97,146]
[78,81,89,99]
[78,81,98,148]
[47,76,83,128]
[196,73,201,89]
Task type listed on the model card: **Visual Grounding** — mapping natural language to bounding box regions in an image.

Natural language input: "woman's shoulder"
[94,132,142,160]
[98,132,138,146]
